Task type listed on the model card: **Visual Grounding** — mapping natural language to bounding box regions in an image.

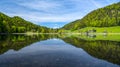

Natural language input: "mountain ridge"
[62,2,120,30]
[0,12,55,33]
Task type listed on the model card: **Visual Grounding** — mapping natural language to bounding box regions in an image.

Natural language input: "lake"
[0,34,120,67]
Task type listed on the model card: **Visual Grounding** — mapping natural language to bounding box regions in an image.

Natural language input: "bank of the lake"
[60,26,120,33]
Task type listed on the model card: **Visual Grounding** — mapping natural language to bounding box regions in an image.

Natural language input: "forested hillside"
[0,12,54,33]
[62,2,120,30]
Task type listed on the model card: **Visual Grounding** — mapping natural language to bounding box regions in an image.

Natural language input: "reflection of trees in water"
[0,34,120,65]
[0,34,59,55]
[62,37,120,65]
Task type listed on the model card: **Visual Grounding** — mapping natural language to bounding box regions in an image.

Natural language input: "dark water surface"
[0,34,120,67]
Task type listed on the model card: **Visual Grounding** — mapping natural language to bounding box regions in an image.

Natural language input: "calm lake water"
[0,34,120,67]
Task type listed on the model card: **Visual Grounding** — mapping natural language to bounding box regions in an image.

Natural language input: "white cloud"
[4,0,89,24]
[18,1,62,12]
[7,11,83,24]
[90,0,102,8]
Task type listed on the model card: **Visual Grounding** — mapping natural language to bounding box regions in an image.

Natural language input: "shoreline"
[1,33,120,35]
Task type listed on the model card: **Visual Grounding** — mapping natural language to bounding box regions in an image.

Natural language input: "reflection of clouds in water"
[3,38,79,55]
[0,34,120,67]
[52,38,59,40]
[0,39,119,67]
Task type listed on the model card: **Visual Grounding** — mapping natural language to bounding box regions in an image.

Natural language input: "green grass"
[74,26,120,33]
[64,34,120,42]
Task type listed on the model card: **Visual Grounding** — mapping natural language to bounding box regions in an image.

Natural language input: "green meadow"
[63,33,120,41]
[70,26,120,33]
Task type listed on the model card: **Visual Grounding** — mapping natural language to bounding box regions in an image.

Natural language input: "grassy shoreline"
[74,26,120,33]
[1,32,120,35]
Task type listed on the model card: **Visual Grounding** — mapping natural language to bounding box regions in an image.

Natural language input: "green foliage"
[0,12,54,33]
[0,34,59,54]
[62,36,120,65]
[62,2,120,30]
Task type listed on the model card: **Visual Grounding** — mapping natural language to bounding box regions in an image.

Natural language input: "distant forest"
[62,2,120,30]
[0,12,56,33]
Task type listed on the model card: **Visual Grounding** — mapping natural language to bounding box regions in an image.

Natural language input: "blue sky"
[0,0,120,28]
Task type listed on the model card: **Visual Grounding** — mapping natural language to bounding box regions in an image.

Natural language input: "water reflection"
[0,34,59,54]
[0,34,120,67]
[62,36,120,65]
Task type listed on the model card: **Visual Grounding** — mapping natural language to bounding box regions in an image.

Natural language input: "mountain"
[0,12,54,33]
[62,2,120,30]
